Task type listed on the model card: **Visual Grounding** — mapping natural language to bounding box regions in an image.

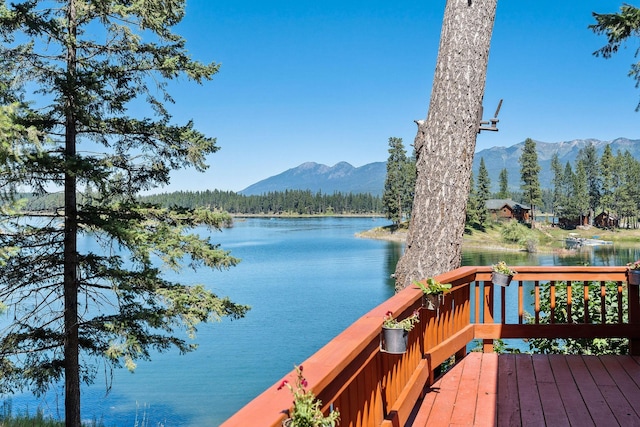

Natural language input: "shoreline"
[355,228,407,243]
[355,228,526,251]
[355,222,640,253]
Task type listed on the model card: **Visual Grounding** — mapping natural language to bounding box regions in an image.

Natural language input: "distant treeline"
[20,189,383,215]
[140,189,383,215]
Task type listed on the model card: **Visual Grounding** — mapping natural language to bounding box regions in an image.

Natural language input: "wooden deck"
[222,267,640,427]
[411,352,640,427]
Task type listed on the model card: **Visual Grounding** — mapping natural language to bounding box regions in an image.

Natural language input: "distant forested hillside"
[21,190,383,215]
[139,189,383,215]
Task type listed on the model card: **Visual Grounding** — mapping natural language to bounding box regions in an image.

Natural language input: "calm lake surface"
[6,217,640,426]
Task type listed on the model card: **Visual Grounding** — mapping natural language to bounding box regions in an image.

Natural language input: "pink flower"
[277,380,289,390]
[301,378,308,388]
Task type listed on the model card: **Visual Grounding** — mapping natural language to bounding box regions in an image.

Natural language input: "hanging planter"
[414,278,451,311]
[380,310,419,354]
[423,293,443,311]
[491,262,517,287]
[627,260,640,285]
[380,327,409,354]
[628,269,640,285]
[491,271,513,287]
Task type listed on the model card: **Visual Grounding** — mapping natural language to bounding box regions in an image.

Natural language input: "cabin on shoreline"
[485,199,530,222]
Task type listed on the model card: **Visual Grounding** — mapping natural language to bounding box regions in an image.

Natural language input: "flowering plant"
[277,365,340,427]
[627,260,640,270]
[382,310,420,331]
[491,261,517,276]
[414,278,451,295]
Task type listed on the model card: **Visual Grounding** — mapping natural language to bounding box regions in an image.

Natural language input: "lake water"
[5,217,640,426]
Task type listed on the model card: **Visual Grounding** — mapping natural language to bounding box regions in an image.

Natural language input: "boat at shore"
[565,234,613,248]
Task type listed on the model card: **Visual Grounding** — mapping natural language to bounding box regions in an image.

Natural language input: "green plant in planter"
[627,259,640,270]
[414,278,452,295]
[382,310,420,331]
[491,261,517,276]
[626,259,640,285]
[277,365,340,427]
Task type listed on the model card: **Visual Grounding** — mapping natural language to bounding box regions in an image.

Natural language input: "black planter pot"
[423,293,443,311]
[491,272,513,287]
[380,327,408,354]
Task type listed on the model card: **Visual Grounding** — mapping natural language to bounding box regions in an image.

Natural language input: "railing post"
[483,281,494,353]
[629,284,640,355]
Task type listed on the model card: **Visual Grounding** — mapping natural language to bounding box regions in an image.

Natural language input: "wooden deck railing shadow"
[221,266,640,427]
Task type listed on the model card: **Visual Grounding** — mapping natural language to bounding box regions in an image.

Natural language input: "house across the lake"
[594,211,619,229]
[485,199,531,222]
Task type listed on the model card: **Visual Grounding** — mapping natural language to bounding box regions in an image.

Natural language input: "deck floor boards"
[411,353,640,427]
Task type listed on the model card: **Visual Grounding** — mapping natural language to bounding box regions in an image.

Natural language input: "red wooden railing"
[221,266,640,427]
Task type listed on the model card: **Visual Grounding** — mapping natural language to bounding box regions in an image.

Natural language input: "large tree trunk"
[394,0,497,289]
[64,1,81,426]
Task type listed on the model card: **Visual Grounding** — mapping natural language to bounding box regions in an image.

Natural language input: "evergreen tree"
[519,138,543,226]
[382,137,412,225]
[559,162,575,220]
[577,142,601,223]
[0,2,249,426]
[540,188,554,216]
[558,162,584,223]
[550,152,563,225]
[614,151,640,227]
[574,160,590,225]
[0,104,42,264]
[591,5,640,110]
[497,168,509,199]
[476,157,491,226]
[465,173,480,230]
[600,144,616,214]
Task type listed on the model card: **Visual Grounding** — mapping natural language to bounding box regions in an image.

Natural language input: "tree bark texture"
[394,0,497,290]
[64,1,81,425]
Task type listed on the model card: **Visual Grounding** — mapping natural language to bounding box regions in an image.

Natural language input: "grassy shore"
[357,220,640,252]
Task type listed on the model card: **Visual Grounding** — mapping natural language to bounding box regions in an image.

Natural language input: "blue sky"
[161,0,640,192]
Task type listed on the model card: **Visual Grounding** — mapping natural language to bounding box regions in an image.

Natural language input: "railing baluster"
[484,281,493,323]
[501,286,506,325]
[518,280,524,324]
[567,280,572,323]
[550,281,556,324]
[483,281,494,352]
[583,282,590,324]
[618,281,624,323]
[600,281,606,324]
[475,281,480,323]
[534,280,540,324]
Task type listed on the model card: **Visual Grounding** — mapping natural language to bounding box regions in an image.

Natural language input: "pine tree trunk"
[64,1,81,425]
[394,0,497,289]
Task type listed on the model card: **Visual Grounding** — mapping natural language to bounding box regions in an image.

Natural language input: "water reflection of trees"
[463,245,640,268]
[461,250,538,268]
[553,245,640,267]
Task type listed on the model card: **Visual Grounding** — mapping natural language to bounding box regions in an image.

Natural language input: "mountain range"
[240,161,387,196]
[239,137,640,197]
